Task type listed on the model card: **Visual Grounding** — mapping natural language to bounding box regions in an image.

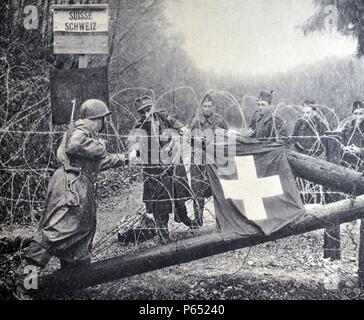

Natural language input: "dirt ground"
[55,184,364,300]
[1,182,364,300]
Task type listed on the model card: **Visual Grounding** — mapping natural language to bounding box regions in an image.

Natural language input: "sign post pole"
[79,54,88,68]
[51,4,109,124]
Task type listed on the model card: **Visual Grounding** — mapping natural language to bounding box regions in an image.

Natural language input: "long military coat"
[27,118,126,266]
[340,118,364,170]
[190,112,228,199]
[292,115,328,156]
[249,108,287,143]
[134,110,192,216]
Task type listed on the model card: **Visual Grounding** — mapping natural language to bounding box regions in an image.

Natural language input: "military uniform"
[190,112,228,225]
[249,108,287,143]
[24,105,127,269]
[292,115,328,157]
[134,108,193,236]
[341,118,364,170]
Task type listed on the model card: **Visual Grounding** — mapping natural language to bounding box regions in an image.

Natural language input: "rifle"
[64,99,79,173]
[63,99,81,205]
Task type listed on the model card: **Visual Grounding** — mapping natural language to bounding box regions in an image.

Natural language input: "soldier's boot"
[193,198,205,227]
[174,201,196,228]
[119,213,158,244]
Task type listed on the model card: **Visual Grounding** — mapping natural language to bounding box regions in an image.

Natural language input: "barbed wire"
[2,88,364,272]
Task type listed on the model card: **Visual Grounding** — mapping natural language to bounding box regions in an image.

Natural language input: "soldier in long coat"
[292,100,328,157]
[248,90,288,144]
[340,106,364,171]
[132,95,194,240]
[292,100,329,204]
[23,99,128,270]
[190,93,228,226]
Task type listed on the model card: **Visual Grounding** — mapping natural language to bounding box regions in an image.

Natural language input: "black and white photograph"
[2,0,364,304]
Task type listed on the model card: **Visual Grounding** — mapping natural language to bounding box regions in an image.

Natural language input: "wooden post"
[323,134,342,260]
[359,220,364,288]
[79,54,88,68]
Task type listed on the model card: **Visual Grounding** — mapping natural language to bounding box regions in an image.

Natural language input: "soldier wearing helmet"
[23,99,129,273]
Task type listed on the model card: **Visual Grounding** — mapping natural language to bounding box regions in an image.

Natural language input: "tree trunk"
[39,194,364,292]
[286,150,364,196]
[359,219,364,288]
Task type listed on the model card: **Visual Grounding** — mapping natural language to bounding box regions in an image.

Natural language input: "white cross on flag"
[208,142,305,238]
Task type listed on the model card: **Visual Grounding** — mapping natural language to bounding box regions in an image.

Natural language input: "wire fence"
[2,90,364,268]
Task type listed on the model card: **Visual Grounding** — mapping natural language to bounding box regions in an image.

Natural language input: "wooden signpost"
[51,4,109,124]
[53,4,109,55]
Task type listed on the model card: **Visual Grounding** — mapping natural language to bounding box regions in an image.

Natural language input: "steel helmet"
[79,99,111,119]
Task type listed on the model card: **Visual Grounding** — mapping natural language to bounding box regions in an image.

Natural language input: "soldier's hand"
[116,153,129,164]
[343,144,361,155]
[129,149,142,165]
[247,128,255,137]
[179,126,189,136]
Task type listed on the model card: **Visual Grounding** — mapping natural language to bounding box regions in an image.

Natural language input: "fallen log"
[39,194,364,292]
[287,150,364,195]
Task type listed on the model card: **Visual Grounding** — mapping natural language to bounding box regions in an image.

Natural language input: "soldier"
[22,99,129,272]
[341,105,364,170]
[248,90,288,144]
[292,99,328,157]
[190,93,228,226]
[337,100,364,131]
[132,95,195,241]
[292,100,329,205]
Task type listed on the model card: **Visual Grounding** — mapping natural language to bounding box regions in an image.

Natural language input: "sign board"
[50,66,109,125]
[52,4,109,54]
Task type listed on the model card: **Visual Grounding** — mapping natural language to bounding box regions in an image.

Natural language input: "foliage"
[0,0,206,225]
[301,0,364,55]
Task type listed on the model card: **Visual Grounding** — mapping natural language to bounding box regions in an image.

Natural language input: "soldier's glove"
[117,153,129,163]
[247,128,255,137]
[343,144,361,155]
[129,149,142,165]
[179,126,189,136]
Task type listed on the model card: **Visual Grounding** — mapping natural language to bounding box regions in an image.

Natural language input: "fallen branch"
[39,193,364,292]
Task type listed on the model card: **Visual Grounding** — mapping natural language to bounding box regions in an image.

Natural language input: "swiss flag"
[207,138,305,238]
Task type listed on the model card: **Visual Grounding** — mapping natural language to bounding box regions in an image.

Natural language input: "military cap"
[303,99,315,106]
[201,93,214,105]
[352,100,364,113]
[258,90,273,105]
[135,95,153,112]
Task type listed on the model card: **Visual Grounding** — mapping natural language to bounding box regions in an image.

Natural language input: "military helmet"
[135,95,153,112]
[79,99,111,119]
